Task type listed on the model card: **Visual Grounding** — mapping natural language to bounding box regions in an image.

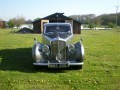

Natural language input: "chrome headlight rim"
[42,45,49,53]
[68,45,75,52]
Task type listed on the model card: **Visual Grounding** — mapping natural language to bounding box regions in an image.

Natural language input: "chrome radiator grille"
[51,40,66,61]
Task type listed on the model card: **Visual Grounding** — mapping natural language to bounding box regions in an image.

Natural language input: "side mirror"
[34,37,37,43]
[80,38,83,43]
[34,37,37,41]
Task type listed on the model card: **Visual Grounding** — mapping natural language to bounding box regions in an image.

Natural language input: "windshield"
[45,25,71,33]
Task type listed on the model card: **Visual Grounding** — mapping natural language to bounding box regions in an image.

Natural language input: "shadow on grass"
[0,48,69,73]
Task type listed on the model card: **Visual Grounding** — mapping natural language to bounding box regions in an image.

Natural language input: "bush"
[108,22,115,28]
[88,23,95,29]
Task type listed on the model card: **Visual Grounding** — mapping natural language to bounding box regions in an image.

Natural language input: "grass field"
[0,28,120,90]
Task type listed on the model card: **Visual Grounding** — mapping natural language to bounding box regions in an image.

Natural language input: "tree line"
[0,16,32,28]
[69,13,120,28]
[1,13,120,28]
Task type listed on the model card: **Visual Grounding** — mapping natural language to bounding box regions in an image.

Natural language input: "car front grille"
[51,40,66,62]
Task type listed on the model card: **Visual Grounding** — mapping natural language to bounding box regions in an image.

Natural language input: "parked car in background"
[32,23,84,69]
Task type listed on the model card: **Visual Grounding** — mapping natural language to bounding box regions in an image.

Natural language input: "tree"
[8,16,25,28]
[88,23,95,29]
[94,13,120,26]
[25,19,32,24]
[15,16,25,27]
[69,14,96,24]
[69,13,120,26]
[92,16,103,26]
[108,22,115,28]
[8,20,14,28]
[34,18,41,21]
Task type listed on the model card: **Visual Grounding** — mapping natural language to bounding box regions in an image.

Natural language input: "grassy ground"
[0,28,120,90]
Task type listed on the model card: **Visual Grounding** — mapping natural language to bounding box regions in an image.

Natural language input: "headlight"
[42,45,49,52]
[68,45,75,52]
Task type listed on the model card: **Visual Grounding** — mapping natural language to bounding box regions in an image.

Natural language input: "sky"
[0,0,120,21]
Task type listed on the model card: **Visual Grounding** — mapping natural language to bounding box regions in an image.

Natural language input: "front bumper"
[33,61,83,68]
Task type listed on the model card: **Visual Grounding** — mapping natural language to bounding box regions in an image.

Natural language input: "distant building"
[33,12,81,34]
[0,21,5,28]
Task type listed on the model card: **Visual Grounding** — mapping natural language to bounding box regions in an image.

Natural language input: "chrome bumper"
[33,61,83,68]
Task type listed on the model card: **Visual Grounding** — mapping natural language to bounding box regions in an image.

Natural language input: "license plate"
[48,63,68,68]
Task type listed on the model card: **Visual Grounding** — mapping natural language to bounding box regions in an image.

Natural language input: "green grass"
[0,28,120,90]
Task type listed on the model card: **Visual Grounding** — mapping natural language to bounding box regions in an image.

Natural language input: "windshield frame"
[44,23,72,34]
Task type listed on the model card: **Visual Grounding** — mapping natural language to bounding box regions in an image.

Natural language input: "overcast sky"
[0,0,120,21]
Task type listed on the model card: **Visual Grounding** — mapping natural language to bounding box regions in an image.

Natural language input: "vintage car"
[32,23,84,69]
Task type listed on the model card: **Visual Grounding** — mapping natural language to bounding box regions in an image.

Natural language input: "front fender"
[32,42,44,63]
[74,42,84,62]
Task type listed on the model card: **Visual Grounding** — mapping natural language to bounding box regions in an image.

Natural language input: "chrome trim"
[51,40,66,61]
[68,44,75,51]
[33,62,84,66]
[81,44,84,61]
[42,45,49,52]
[68,62,84,66]
[44,23,73,34]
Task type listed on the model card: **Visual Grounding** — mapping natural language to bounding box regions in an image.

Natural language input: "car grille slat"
[51,40,66,61]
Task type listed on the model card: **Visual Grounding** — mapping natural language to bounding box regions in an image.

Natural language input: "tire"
[33,65,47,69]
[70,65,82,70]
[33,65,40,69]
[76,65,82,69]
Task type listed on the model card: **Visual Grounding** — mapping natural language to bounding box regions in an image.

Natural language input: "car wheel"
[33,65,40,69]
[33,65,48,70]
[70,65,82,70]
